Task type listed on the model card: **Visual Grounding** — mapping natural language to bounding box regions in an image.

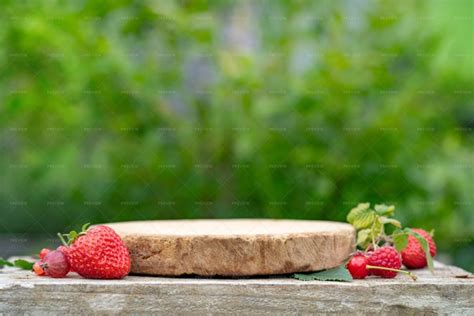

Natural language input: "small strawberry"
[33,261,45,276]
[39,248,51,261]
[41,250,70,278]
[58,224,130,279]
[401,228,437,269]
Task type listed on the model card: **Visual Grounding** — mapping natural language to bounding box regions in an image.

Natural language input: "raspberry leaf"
[293,265,353,282]
[392,231,409,252]
[374,204,395,216]
[380,216,401,228]
[371,217,384,240]
[347,203,375,229]
[356,229,372,248]
[405,228,434,271]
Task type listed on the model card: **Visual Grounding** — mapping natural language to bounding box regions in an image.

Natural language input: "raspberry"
[367,246,403,278]
[41,250,70,278]
[346,254,369,279]
[346,248,417,280]
[401,228,437,269]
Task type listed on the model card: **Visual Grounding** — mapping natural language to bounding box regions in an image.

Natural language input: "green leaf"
[13,259,34,270]
[347,203,370,223]
[374,204,395,216]
[0,258,34,270]
[406,228,434,271]
[380,216,401,228]
[393,232,409,251]
[347,203,375,229]
[356,229,372,248]
[371,217,384,238]
[0,258,14,268]
[293,265,353,282]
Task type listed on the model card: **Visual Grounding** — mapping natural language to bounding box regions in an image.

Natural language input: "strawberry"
[58,224,130,279]
[401,228,437,269]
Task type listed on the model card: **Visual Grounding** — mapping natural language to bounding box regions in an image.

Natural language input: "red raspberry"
[401,228,437,269]
[367,246,402,278]
[41,250,70,278]
[346,254,369,279]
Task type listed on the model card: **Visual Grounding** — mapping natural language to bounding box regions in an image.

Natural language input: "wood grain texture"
[105,219,355,276]
[0,260,472,315]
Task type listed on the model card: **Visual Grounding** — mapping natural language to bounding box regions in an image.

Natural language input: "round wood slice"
[105,219,355,276]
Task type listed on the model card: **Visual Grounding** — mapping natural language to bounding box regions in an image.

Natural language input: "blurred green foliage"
[0,1,473,271]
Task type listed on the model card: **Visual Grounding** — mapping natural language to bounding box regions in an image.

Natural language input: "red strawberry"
[60,225,130,279]
[367,246,402,278]
[401,228,437,269]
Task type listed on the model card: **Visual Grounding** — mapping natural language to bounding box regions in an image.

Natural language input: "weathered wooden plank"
[0,260,472,315]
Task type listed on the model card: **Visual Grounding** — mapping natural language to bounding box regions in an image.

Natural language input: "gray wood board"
[0,259,473,315]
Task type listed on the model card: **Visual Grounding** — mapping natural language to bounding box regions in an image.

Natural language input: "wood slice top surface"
[106,219,355,276]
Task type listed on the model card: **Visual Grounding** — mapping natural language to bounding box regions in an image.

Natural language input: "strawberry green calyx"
[57,223,91,246]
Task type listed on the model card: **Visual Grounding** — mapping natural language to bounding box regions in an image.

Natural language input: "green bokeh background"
[1,0,473,271]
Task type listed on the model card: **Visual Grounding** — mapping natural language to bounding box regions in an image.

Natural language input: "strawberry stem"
[57,233,69,247]
[366,264,417,281]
